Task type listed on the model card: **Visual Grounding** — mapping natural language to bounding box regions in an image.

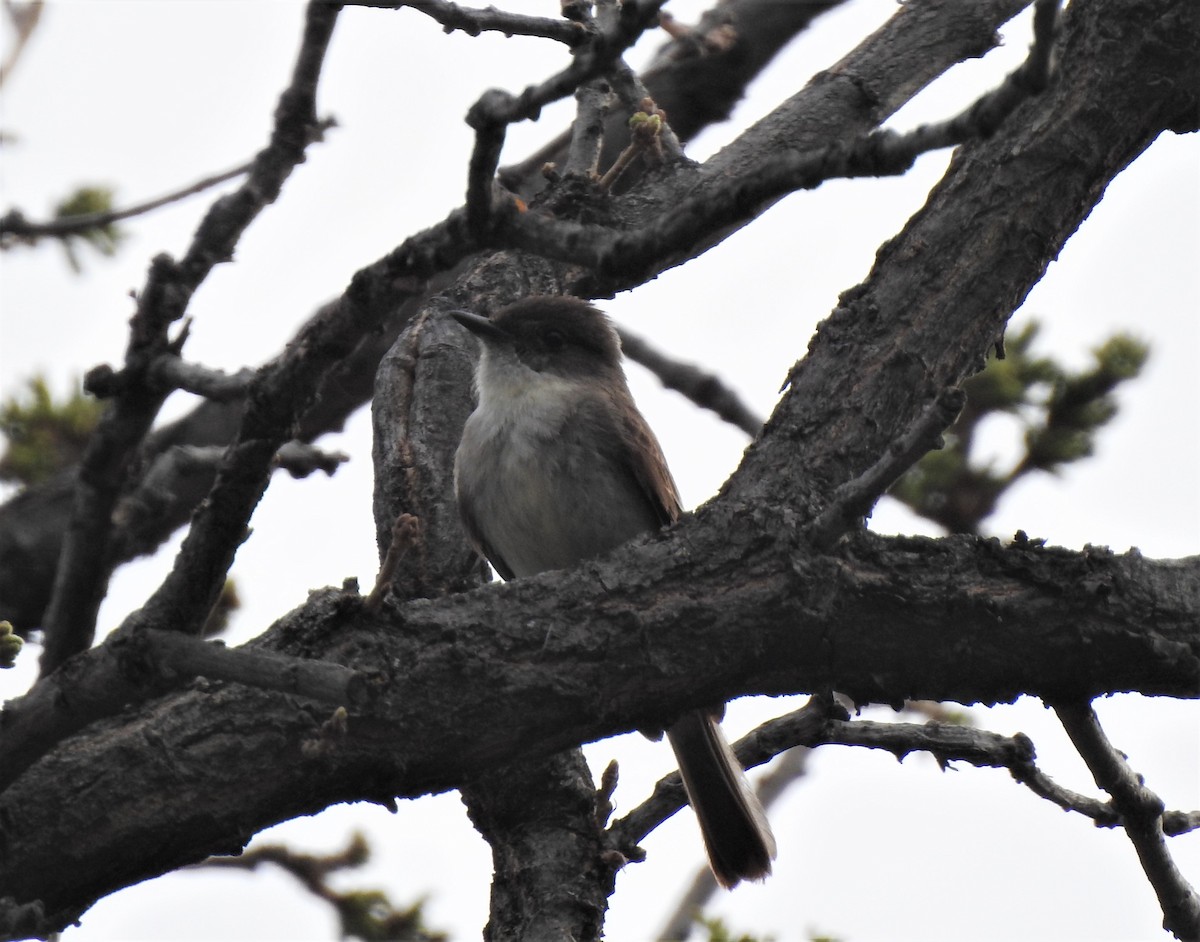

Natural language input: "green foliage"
[0,620,23,669]
[0,375,102,486]
[53,185,125,272]
[321,834,446,940]
[203,831,448,942]
[335,891,447,942]
[891,322,1148,534]
[1023,333,1149,471]
[697,914,775,942]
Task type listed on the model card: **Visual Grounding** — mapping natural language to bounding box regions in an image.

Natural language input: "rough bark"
[1,0,1197,937]
[0,0,851,635]
[1,531,1196,929]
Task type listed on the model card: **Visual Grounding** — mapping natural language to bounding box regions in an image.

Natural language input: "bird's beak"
[451,310,510,344]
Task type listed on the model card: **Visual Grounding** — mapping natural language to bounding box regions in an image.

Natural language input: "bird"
[452,294,775,888]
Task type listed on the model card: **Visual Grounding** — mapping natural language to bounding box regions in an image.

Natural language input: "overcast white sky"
[1,2,1197,941]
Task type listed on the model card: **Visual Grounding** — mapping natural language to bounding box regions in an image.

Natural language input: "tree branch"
[0,160,255,244]
[617,328,763,437]
[0,0,974,634]
[624,697,1200,935]
[1,531,1195,929]
[350,0,588,46]
[462,0,667,237]
[2,2,1196,934]
[148,355,256,402]
[1054,701,1200,941]
[37,0,342,676]
[498,0,854,192]
[0,616,374,795]
[498,0,1060,287]
[809,386,965,550]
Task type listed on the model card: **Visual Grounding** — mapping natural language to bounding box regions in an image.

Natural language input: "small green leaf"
[0,621,23,669]
[0,375,103,486]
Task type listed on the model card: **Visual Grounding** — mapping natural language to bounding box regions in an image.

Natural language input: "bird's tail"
[666,709,777,888]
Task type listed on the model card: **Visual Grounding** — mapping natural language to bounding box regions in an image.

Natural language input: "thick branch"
[1,532,1195,929]
[0,0,835,635]
[1,1,1196,933]
[720,0,1198,517]
[500,0,1061,286]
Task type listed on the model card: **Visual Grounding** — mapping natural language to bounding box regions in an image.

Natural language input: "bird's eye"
[544,330,565,352]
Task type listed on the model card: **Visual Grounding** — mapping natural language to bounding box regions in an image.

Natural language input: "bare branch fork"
[463,0,669,237]
[2,0,1198,935]
[0,620,373,794]
[610,699,1200,883]
[1054,701,1200,940]
[37,1,343,677]
[497,0,1064,287]
[0,0,1031,637]
[86,0,687,660]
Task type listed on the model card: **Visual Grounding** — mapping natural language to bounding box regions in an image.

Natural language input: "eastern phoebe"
[452,295,776,888]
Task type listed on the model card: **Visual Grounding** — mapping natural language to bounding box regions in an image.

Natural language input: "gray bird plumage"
[453,295,776,887]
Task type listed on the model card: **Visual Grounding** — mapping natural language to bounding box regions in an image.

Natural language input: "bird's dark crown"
[491,296,623,370]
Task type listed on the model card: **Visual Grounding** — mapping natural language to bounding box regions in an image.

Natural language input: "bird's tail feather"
[666,709,776,888]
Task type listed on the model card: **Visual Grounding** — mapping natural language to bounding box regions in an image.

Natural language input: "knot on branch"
[466,89,518,131]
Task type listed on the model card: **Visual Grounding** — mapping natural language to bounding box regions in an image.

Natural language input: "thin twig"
[1054,701,1200,940]
[111,439,344,552]
[0,161,253,243]
[348,0,587,46]
[273,441,349,478]
[559,0,612,180]
[498,0,1063,287]
[594,0,683,166]
[595,96,678,191]
[0,601,373,794]
[462,0,667,234]
[465,91,513,239]
[37,1,342,677]
[472,0,666,127]
[197,833,368,894]
[809,386,965,550]
[0,0,44,91]
[195,832,442,940]
[606,76,682,162]
[149,355,257,402]
[618,327,763,437]
[365,513,423,612]
[609,698,834,851]
[608,695,1200,871]
[565,78,613,177]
